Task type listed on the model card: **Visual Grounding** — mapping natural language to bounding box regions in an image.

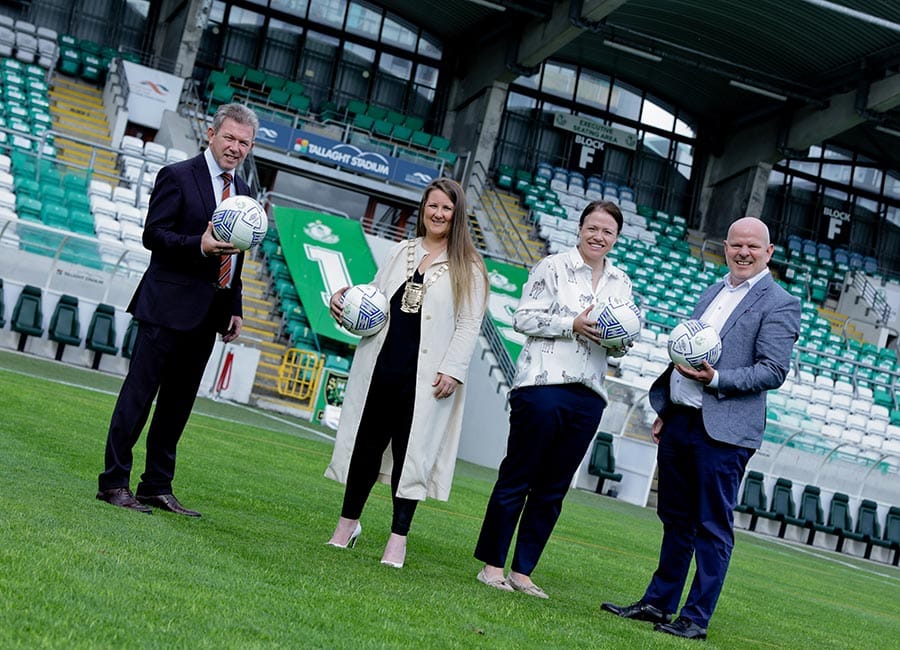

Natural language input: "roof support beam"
[707,71,900,185]
[450,0,623,109]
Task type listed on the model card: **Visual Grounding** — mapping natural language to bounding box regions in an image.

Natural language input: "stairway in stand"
[237,256,316,418]
[481,186,544,266]
[48,75,119,184]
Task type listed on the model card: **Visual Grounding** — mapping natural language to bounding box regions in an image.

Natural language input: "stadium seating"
[121,318,138,360]
[587,431,623,495]
[842,499,893,560]
[85,303,118,369]
[783,484,826,544]
[735,470,767,530]
[48,293,81,360]
[755,476,796,538]
[11,284,43,351]
[827,492,855,552]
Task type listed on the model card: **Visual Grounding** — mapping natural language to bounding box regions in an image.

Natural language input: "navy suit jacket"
[649,271,801,449]
[128,152,249,334]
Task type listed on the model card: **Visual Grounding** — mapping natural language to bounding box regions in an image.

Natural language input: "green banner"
[484,258,531,364]
[273,207,379,345]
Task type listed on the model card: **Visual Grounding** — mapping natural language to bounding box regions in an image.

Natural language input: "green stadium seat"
[372,119,393,138]
[121,318,138,360]
[224,61,246,80]
[283,80,305,96]
[352,113,374,132]
[243,68,265,88]
[587,432,622,495]
[437,150,458,168]
[287,93,311,114]
[882,506,900,566]
[430,135,450,151]
[207,83,235,113]
[391,124,412,142]
[206,70,230,93]
[264,74,286,91]
[735,470,767,530]
[345,99,367,118]
[410,130,431,148]
[365,104,387,121]
[86,303,118,369]
[842,499,892,560]
[784,485,825,545]
[48,294,81,360]
[267,88,291,107]
[385,110,405,125]
[11,284,43,351]
[404,116,424,131]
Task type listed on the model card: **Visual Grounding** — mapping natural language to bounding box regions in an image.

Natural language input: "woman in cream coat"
[325,178,488,568]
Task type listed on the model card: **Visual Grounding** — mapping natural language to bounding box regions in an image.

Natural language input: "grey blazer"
[649,271,801,449]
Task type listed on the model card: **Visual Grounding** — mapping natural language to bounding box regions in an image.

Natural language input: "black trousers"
[98,320,217,495]
[341,371,418,535]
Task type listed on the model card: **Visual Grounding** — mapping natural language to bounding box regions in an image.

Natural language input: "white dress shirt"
[670,268,771,407]
[512,247,634,405]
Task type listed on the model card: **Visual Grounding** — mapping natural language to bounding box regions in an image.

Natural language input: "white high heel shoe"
[326,522,362,549]
[380,533,406,568]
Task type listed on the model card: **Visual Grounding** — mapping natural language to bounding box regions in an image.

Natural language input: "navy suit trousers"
[475,383,605,575]
[99,319,217,495]
[642,405,753,627]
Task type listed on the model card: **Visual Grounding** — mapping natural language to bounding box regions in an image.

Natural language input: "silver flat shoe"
[477,568,514,592]
[507,574,549,599]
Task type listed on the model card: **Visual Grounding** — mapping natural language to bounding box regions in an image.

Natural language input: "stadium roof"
[378,0,900,168]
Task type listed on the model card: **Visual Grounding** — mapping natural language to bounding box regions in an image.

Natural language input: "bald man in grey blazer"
[602,217,801,640]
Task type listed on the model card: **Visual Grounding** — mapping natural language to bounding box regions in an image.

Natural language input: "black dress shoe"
[655,616,708,640]
[96,487,152,514]
[137,494,201,517]
[601,601,671,624]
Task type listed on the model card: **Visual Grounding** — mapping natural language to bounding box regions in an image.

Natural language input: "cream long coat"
[325,238,487,501]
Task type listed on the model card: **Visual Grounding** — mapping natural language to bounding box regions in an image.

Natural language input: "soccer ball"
[341,284,388,336]
[589,296,642,348]
[667,319,722,369]
[211,195,268,251]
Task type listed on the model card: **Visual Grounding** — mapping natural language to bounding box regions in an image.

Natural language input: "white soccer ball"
[589,296,642,348]
[211,195,268,251]
[667,319,722,369]
[341,284,388,336]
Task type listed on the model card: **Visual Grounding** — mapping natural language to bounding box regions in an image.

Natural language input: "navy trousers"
[99,320,217,495]
[642,405,753,628]
[474,383,605,575]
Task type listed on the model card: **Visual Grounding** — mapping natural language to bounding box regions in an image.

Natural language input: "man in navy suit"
[602,217,800,640]
[97,103,259,516]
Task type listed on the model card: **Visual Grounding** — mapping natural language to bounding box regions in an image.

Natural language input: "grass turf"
[0,349,898,649]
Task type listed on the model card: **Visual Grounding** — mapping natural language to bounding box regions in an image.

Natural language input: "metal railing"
[850,270,895,324]
[468,160,542,267]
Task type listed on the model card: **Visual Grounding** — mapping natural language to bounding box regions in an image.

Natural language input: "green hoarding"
[484,258,530,364]
[273,207,379,345]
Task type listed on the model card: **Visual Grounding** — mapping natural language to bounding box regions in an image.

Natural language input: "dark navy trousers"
[642,405,753,628]
[475,383,605,575]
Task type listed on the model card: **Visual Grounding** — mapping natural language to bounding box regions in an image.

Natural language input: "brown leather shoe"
[96,487,152,514]
[137,494,201,517]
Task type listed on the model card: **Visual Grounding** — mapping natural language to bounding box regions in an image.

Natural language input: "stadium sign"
[553,113,637,150]
[254,118,439,190]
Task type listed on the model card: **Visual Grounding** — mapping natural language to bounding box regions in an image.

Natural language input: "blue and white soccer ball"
[667,319,722,369]
[341,284,388,336]
[589,296,642,349]
[211,195,268,251]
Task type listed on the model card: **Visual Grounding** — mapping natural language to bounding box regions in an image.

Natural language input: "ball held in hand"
[589,296,642,348]
[340,284,388,336]
[667,319,722,369]
[212,195,268,251]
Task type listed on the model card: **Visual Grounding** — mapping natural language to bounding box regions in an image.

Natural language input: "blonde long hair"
[415,178,488,314]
